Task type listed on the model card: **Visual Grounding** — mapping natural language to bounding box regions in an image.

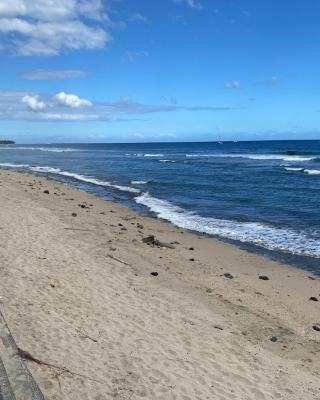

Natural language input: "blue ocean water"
[1,140,320,271]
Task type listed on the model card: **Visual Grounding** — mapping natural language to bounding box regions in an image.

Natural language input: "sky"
[0,0,320,143]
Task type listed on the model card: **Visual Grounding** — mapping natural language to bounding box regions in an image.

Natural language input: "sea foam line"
[29,166,140,194]
[186,153,317,162]
[0,147,79,153]
[135,192,320,258]
[0,162,30,168]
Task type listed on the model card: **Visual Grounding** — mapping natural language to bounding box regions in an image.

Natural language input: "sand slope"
[0,170,319,399]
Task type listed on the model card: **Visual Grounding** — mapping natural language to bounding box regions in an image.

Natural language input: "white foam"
[30,166,61,173]
[144,154,164,157]
[131,180,148,185]
[30,166,140,194]
[284,167,304,172]
[0,163,30,168]
[304,169,320,175]
[159,160,176,163]
[0,147,78,152]
[135,193,320,258]
[186,153,316,162]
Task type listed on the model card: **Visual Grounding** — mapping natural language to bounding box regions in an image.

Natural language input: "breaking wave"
[135,192,320,258]
[29,166,140,194]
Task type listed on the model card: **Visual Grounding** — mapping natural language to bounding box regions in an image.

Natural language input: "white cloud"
[0,90,243,122]
[225,81,241,89]
[22,95,46,111]
[173,0,203,10]
[54,92,92,108]
[129,13,149,23]
[23,69,88,80]
[123,50,149,62]
[0,0,110,56]
[39,113,99,121]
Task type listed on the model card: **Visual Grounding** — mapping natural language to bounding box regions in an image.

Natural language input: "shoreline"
[2,164,319,274]
[0,169,319,399]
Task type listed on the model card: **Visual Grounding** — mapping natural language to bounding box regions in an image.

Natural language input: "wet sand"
[0,169,319,399]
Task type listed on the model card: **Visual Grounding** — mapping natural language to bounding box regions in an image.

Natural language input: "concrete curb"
[0,311,44,400]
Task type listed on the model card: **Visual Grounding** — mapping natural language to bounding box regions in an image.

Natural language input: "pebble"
[72,212,77,217]
[312,324,320,332]
[43,190,50,194]
[270,336,278,342]
[309,297,318,302]
[259,275,269,281]
[150,272,159,277]
[224,273,234,279]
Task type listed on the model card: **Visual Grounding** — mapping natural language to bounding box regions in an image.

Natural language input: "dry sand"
[0,169,319,400]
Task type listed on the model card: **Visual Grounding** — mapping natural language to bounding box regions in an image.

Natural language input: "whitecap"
[186,153,317,162]
[284,167,304,172]
[304,169,320,175]
[131,180,148,185]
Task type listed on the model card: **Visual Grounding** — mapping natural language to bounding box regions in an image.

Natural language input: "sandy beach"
[0,168,319,400]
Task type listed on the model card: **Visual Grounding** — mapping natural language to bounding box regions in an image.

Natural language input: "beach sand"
[0,169,319,399]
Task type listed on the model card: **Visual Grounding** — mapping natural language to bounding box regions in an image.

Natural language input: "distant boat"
[216,137,224,144]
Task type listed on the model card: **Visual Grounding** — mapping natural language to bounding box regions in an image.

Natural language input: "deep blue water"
[1,140,320,271]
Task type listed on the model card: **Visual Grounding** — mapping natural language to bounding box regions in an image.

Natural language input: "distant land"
[0,140,15,144]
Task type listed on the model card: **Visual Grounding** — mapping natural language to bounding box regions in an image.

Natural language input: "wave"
[0,162,30,168]
[304,169,320,175]
[284,167,304,172]
[159,160,176,163]
[283,167,320,175]
[30,166,140,194]
[0,146,78,152]
[144,154,164,157]
[186,153,317,162]
[131,180,148,185]
[135,193,320,258]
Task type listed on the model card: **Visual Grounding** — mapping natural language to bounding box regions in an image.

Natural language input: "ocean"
[1,140,319,272]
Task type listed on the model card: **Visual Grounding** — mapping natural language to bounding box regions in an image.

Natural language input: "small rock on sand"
[72,213,77,217]
[224,273,234,279]
[43,190,50,194]
[312,324,320,332]
[259,275,269,281]
[309,297,318,302]
[150,272,159,277]
[270,336,278,342]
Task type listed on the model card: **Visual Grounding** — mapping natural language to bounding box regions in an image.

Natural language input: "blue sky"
[0,0,319,143]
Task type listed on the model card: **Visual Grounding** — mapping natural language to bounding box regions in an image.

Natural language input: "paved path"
[0,311,44,400]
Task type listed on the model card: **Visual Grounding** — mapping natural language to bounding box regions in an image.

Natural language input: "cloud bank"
[0,0,110,56]
[0,90,244,122]
[23,69,88,80]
